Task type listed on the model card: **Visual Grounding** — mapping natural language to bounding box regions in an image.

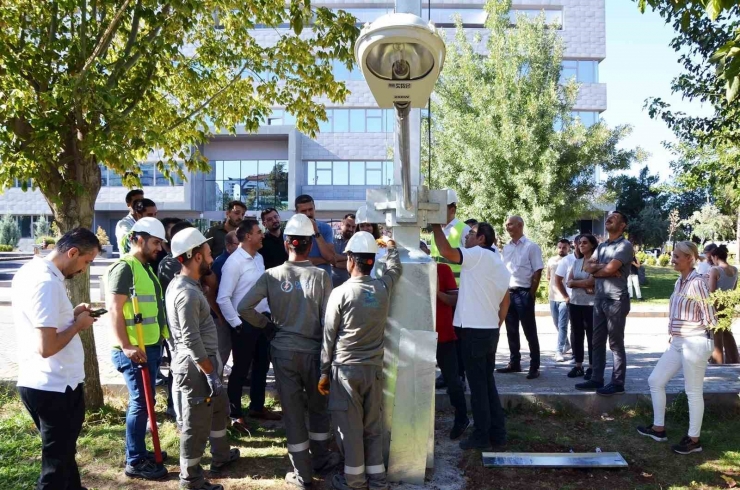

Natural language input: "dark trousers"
[569,304,594,365]
[592,297,630,385]
[18,384,85,490]
[454,326,466,380]
[436,340,468,423]
[228,322,271,418]
[504,288,540,370]
[460,328,506,443]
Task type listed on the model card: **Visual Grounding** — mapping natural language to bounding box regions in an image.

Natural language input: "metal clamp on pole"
[129,286,164,468]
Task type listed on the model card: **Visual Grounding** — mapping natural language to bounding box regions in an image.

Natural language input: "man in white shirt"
[14,228,100,490]
[498,216,544,379]
[432,222,511,451]
[547,239,574,362]
[216,219,281,432]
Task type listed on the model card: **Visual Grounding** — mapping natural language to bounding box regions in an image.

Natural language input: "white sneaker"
[555,352,565,362]
[564,340,572,354]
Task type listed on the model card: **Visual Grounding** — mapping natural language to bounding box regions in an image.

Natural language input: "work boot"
[450,417,470,440]
[124,459,168,480]
[230,418,252,436]
[210,448,240,474]
[285,471,312,489]
[459,433,492,451]
[496,363,521,374]
[180,482,224,490]
[331,473,362,490]
[314,451,342,474]
[435,373,446,389]
[248,407,282,421]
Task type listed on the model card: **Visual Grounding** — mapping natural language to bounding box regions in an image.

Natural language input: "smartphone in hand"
[89,308,108,318]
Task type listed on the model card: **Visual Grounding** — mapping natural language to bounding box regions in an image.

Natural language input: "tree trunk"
[41,153,104,410]
[736,206,740,262]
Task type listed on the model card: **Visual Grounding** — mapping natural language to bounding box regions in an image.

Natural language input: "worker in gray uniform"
[238,213,340,489]
[319,232,401,490]
[165,228,239,490]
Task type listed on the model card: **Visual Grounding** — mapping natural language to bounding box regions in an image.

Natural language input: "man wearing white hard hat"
[165,228,239,490]
[238,213,339,489]
[106,217,170,480]
[354,205,386,278]
[319,231,401,490]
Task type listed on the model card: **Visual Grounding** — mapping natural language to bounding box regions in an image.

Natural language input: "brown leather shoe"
[248,408,283,421]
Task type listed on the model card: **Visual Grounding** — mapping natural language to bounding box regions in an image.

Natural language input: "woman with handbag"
[566,233,598,379]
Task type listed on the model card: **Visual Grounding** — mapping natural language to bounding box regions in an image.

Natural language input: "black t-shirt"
[205,225,229,259]
[630,255,638,275]
[259,232,288,270]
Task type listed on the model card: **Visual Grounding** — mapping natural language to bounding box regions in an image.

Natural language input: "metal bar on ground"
[482,452,628,469]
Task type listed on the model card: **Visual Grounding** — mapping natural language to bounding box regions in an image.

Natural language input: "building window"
[561,60,599,84]
[572,111,599,127]
[102,163,184,187]
[509,8,563,29]
[306,161,394,186]
[302,108,395,133]
[421,8,488,27]
[205,160,289,211]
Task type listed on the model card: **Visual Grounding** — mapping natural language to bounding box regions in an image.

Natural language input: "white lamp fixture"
[355,13,445,108]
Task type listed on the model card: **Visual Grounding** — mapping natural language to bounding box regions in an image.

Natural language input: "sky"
[600,0,711,181]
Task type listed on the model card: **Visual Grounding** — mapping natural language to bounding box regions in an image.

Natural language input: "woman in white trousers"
[637,241,717,455]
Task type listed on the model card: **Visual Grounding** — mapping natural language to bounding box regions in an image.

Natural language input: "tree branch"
[106,0,141,85]
[103,62,157,133]
[80,0,87,61]
[167,63,252,131]
[75,0,133,89]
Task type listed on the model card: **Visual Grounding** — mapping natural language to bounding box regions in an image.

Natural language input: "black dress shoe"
[450,418,470,440]
[496,363,522,374]
[526,369,540,379]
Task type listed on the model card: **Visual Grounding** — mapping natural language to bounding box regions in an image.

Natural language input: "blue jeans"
[550,300,569,353]
[112,345,162,466]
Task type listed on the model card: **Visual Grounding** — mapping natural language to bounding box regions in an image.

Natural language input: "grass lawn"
[639,266,678,305]
[3,384,739,489]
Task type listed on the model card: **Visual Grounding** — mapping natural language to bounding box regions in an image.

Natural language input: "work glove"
[264,322,277,342]
[205,370,224,397]
[317,374,330,396]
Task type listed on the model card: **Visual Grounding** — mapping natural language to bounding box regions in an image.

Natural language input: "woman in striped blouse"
[637,241,717,455]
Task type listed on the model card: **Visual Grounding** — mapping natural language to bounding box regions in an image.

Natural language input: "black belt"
[509,287,530,292]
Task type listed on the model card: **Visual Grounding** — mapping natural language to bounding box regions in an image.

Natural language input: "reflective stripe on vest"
[431,221,467,275]
[108,255,169,346]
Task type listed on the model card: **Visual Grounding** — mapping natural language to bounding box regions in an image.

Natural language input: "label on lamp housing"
[388,82,412,89]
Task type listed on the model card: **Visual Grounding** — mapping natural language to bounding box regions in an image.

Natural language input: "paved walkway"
[3,305,738,411]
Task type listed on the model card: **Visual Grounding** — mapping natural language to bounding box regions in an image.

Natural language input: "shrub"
[36,236,56,246]
[50,221,62,238]
[0,215,21,247]
[658,254,671,267]
[0,244,13,252]
[96,226,111,246]
[646,255,657,266]
[636,250,648,264]
[34,216,51,238]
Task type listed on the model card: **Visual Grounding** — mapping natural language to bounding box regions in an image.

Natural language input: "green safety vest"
[431,221,467,275]
[109,255,169,347]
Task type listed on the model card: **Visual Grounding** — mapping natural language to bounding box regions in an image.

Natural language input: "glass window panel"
[99,165,108,186]
[273,160,289,207]
[366,170,382,186]
[581,111,597,127]
[333,161,349,185]
[366,161,382,170]
[139,163,154,186]
[18,215,32,238]
[366,109,382,133]
[578,61,597,83]
[205,181,226,211]
[334,109,349,132]
[340,8,392,24]
[319,110,332,132]
[316,170,332,185]
[223,160,241,181]
[284,111,296,126]
[349,161,365,185]
[307,161,317,185]
[561,60,577,83]
[424,8,487,26]
[383,161,394,185]
[317,161,333,170]
[545,10,563,27]
[385,109,395,132]
[109,171,123,187]
[156,163,184,186]
[214,160,224,181]
[350,109,365,132]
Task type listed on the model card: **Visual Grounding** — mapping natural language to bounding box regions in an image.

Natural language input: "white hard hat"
[131,217,167,241]
[446,189,459,205]
[345,231,379,254]
[171,228,211,259]
[284,214,315,236]
[356,205,370,224]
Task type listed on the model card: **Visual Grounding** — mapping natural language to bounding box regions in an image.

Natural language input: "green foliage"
[638,0,740,103]
[706,286,740,332]
[33,215,51,238]
[95,226,110,246]
[636,250,649,264]
[646,255,658,266]
[632,204,669,248]
[658,253,671,267]
[427,0,638,245]
[682,203,734,242]
[0,245,13,252]
[50,222,61,239]
[0,0,359,228]
[0,215,20,247]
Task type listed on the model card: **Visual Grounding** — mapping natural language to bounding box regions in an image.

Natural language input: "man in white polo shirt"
[13,228,100,490]
[432,222,511,451]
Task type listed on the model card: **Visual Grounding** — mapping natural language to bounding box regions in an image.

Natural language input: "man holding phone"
[13,228,101,490]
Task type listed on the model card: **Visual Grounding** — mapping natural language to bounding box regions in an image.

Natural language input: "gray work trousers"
[591,296,630,385]
[272,348,332,486]
[328,364,386,489]
[174,357,231,489]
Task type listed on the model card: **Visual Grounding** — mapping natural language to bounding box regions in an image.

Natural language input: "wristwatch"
[315,232,322,238]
